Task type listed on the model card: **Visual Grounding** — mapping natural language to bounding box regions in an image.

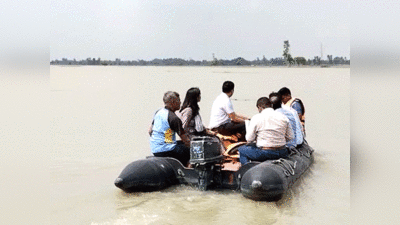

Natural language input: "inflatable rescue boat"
[115,136,314,201]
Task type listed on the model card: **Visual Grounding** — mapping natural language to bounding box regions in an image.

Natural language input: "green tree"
[313,56,321,65]
[283,40,294,65]
[294,57,306,65]
[327,55,333,64]
[211,53,220,66]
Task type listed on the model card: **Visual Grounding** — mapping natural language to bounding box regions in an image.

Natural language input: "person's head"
[222,81,235,97]
[180,87,201,115]
[256,97,271,113]
[278,87,291,104]
[269,92,282,110]
[163,91,181,111]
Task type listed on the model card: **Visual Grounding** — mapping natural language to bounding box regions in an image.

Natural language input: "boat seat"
[213,132,247,162]
[224,142,246,156]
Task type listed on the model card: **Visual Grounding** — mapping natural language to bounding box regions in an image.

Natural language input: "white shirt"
[246,108,294,148]
[208,93,234,129]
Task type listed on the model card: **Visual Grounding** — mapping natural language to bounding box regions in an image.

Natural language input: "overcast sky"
[51,0,349,61]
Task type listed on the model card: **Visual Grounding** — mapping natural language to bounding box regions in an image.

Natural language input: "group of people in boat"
[148,81,306,166]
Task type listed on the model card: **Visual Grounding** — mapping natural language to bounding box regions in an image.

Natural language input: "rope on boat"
[177,169,185,177]
[302,145,314,159]
[297,139,314,159]
[236,173,242,191]
[289,146,302,156]
[272,158,296,177]
[303,149,311,158]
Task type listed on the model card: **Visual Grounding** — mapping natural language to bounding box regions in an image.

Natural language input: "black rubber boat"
[115,136,314,201]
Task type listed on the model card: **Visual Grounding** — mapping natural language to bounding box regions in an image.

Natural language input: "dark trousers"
[153,141,190,166]
[216,121,246,138]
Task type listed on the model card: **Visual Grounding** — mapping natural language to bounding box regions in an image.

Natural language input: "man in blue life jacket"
[269,92,304,148]
[149,91,191,165]
[278,87,306,133]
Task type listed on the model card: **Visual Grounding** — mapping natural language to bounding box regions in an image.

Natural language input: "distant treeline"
[50,56,350,66]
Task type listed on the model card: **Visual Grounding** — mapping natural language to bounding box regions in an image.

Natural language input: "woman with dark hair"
[177,87,219,138]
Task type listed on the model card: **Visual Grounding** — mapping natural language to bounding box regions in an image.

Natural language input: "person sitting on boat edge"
[177,87,218,138]
[208,81,250,141]
[148,91,191,166]
[269,92,304,148]
[278,87,306,133]
[177,87,233,154]
[238,97,293,165]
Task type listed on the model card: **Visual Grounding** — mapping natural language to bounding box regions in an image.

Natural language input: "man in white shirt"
[238,97,293,165]
[208,81,250,139]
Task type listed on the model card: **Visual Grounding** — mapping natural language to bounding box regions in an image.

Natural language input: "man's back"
[282,105,303,142]
[246,108,293,148]
[276,107,301,147]
[150,108,182,153]
[288,99,304,115]
[208,93,234,129]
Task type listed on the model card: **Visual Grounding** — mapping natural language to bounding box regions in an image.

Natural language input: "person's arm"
[205,128,217,136]
[292,111,304,140]
[169,111,191,147]
[291,102,303,120]
[228,112,249,123]
[179,108,192,131]
[235,112,251,121]
[225,98,249,123]
[205,128,233,140]
[178,132,191,147]
[148,124,153,136]
[284,120,294,142]
[149,109,160,137]
[245,116,257,143]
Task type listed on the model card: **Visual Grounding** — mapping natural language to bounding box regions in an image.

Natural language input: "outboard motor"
[189,136,223,190]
